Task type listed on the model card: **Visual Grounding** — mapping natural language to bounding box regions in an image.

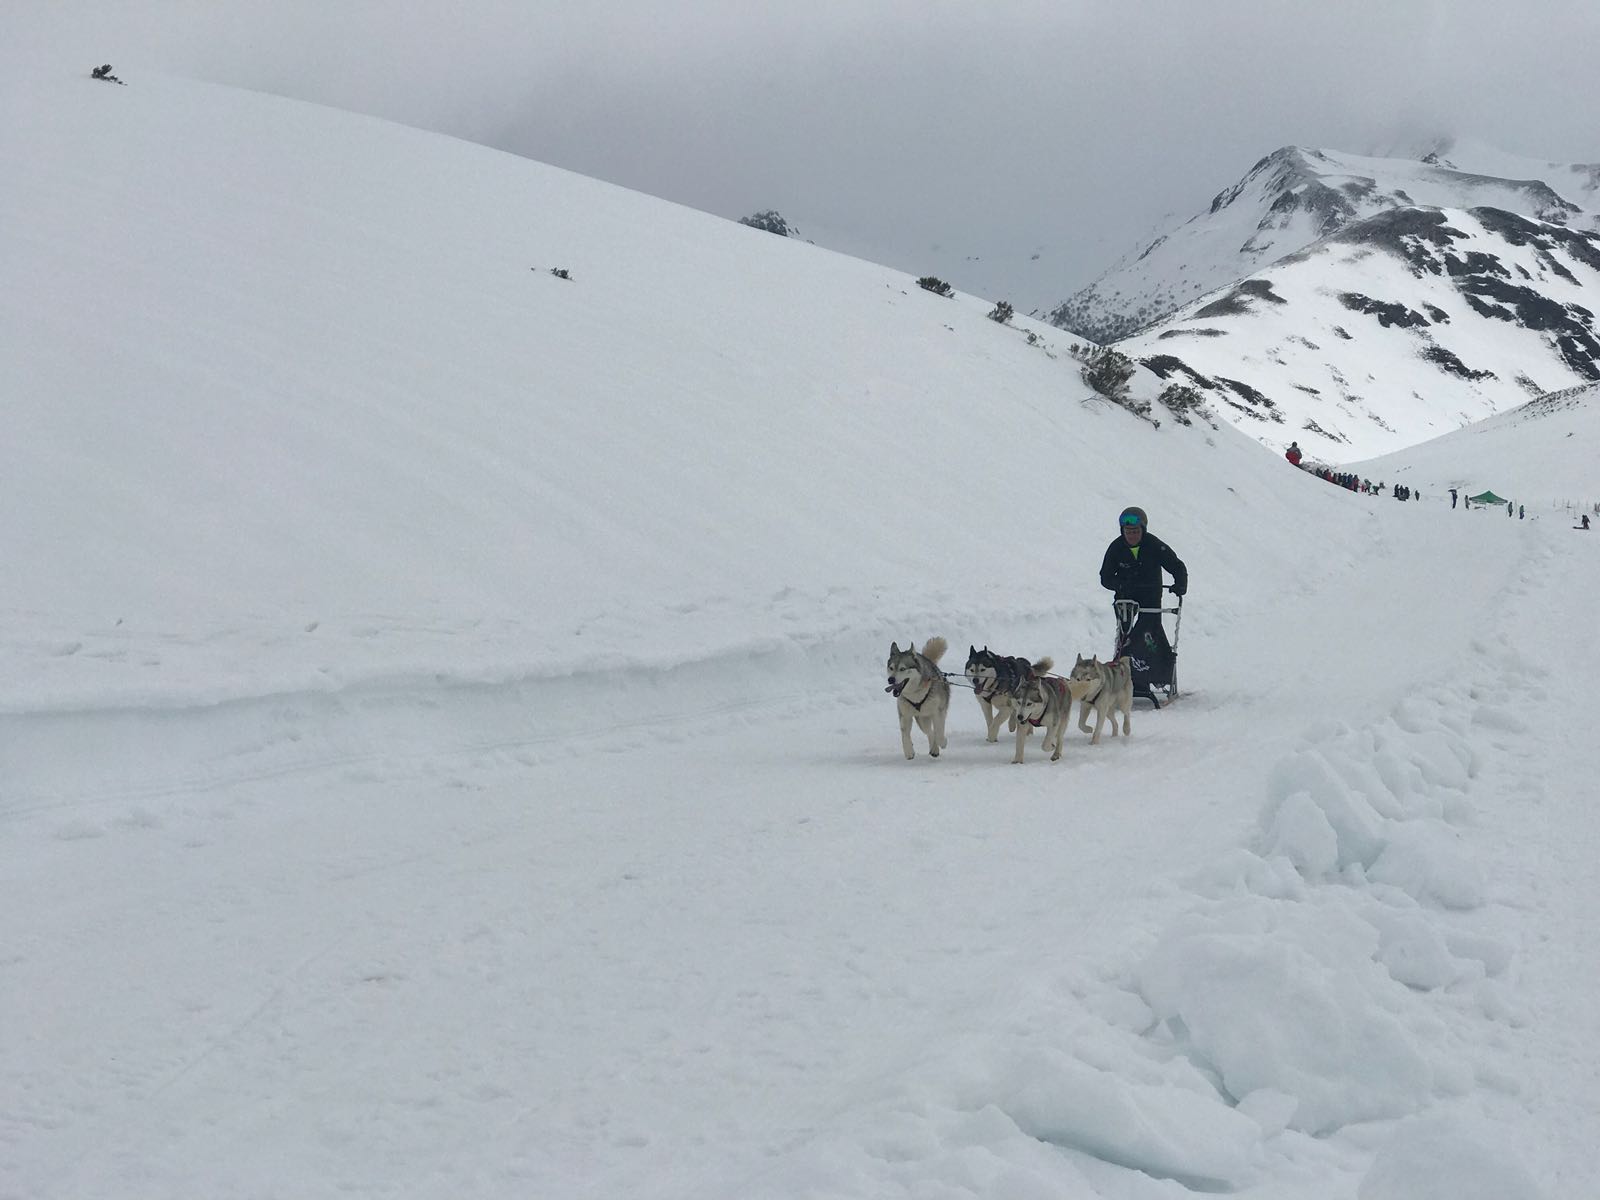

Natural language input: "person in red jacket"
[1285,441,1303,466]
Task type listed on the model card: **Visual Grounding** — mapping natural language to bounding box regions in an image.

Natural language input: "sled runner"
[1113,592,1183,708]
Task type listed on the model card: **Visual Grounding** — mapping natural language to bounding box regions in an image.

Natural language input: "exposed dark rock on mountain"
[1049,144,1600,344]
[1117,201,1600,460]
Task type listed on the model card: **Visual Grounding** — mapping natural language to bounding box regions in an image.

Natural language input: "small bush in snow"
[1071,342,1156,423]
[916,276,953,297]
[549,267,571,280]
[1118,393,1156,422]
[1071,343,1135,402]
[737,210,795,237]
[91,64,125,85]
[1158,383,1207,425]
[987,300,1014,324]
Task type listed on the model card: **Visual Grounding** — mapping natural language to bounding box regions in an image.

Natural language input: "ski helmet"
[1118,506,1147,529]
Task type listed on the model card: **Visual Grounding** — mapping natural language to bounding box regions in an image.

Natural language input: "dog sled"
[1113,591,1183,708]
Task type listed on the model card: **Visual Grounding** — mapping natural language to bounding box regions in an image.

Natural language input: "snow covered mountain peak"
[1117,202,1600,460]
[1050,141,1600,344]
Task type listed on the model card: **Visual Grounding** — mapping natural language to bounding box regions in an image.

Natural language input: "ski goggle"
[1119,513,1143,527]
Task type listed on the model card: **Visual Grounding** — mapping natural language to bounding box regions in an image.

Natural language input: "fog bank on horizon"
[17,0,1600,296]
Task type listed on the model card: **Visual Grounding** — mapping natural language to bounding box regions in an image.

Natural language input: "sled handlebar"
[1115,600,1183,616]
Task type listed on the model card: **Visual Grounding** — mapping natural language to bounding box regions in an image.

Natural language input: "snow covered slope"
[1419,136,1600,213]
[2,64,1228,703]
[1049,143,1600,343]
[1345,382,1600,513]
[766,210,1083,321]
[1115,205,1600,461]
[5,65,1600,1200]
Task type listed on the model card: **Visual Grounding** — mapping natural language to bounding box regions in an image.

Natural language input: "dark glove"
[1170,584,1186,597]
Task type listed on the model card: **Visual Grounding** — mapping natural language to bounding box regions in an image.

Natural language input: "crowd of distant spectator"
[1283,441,1409,498]
[1279,442,1598,529]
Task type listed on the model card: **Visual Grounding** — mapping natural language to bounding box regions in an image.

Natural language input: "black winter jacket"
[1100,531,1187,609]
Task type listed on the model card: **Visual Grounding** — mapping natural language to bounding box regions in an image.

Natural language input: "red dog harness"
[1026,677,1067,726]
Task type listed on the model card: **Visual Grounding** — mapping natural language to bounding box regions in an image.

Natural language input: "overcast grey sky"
[17,1,1600,305]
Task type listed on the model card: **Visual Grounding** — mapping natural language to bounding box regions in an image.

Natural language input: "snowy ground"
[3,65,1598,1200]
[7,499,1596,1200]
[1345,383,1600,519]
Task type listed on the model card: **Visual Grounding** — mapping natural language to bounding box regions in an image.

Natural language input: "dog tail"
[921,636,948,664]
[1032,656,1053,676]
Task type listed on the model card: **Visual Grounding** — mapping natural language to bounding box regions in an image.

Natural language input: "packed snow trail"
[4,503,1592,1198]
[1445,527,1600,1193]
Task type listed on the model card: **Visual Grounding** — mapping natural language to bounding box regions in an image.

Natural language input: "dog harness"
[894,666,943,710]
[1025,678,1067,726]
[1075,658,1129,705]
[975,656,1037,702]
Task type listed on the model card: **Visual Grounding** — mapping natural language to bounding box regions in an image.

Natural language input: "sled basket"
[1113,594,1183,707]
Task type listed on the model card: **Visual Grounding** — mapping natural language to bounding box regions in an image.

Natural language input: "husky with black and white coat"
[963,646,1054,743]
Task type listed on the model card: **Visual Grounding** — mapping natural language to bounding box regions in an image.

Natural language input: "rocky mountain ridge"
[1051,142,1600,344]
[1117,202,1600,461]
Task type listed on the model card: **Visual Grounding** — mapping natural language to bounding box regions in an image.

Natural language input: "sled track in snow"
[0,607,1086,818]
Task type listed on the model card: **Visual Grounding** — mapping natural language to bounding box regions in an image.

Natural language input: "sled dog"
[964,646,1054,743]
[1011,673,1071,763]
[1067,654,1133,745]
[886,638,951,760]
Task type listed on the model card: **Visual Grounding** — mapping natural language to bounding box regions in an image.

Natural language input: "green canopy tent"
[1466,491,1508,506]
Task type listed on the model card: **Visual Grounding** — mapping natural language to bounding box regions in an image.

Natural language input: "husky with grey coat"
[886,638,951,760]
[964,646,1054,743]
[1067,654,1133,745]
[1011,673,1072,763]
